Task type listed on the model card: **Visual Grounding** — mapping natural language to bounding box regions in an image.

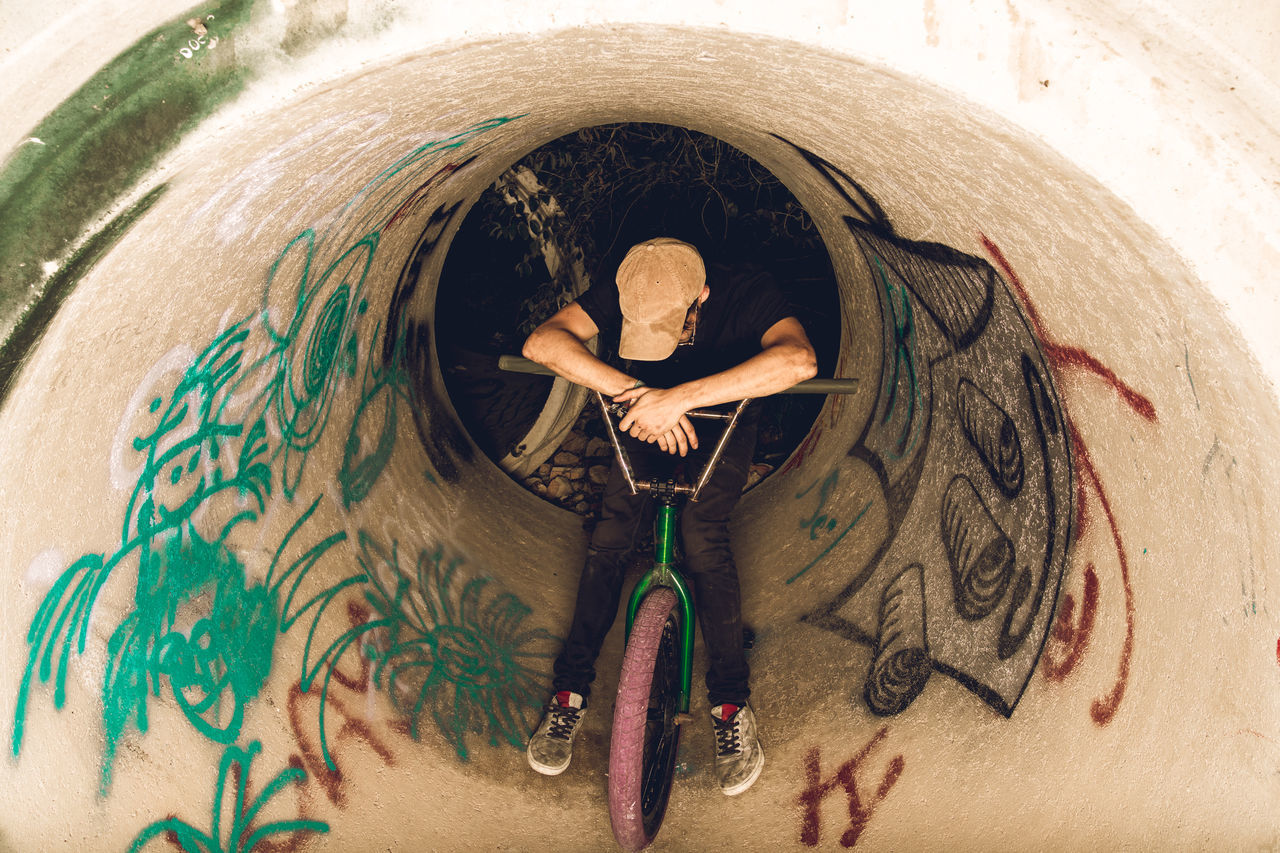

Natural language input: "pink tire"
[608,587,683,851]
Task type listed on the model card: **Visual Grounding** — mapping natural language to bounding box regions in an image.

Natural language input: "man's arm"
[524,301,707,456]
[521,302,638,396]
[614,316,818,439]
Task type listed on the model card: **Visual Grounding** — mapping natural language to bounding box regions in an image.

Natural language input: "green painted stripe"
[0,0,259,341]
[0,183,168,408]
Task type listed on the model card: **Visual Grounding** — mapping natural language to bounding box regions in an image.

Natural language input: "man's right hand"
[613,387,699,456]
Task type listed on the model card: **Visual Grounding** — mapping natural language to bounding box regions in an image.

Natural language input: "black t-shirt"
[576,262,795,391]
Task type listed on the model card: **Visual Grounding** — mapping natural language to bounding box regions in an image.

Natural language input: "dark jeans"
[552,419,756,708]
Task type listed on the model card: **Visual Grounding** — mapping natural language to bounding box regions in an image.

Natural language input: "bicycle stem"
[593,391,751,503]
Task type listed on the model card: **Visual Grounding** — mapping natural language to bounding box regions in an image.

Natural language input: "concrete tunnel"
[2,1,1280,849]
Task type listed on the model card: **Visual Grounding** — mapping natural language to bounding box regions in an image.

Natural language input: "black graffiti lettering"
[957,378,1025,499]
[384,199,464,366]
[780,135,1072,717]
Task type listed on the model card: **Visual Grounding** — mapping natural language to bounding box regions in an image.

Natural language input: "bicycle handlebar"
[498,354,858,503]
[497,355,859,395]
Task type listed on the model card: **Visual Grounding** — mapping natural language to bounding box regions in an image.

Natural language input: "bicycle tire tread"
[608,587,680,852]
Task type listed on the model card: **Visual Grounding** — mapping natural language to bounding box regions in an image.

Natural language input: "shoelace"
[713,714,742,756]
[545,704,583,741]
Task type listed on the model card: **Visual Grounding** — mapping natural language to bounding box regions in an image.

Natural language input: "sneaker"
[527,691,587,775]
[711,702,764,795]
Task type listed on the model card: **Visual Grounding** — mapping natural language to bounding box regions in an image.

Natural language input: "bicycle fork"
[624,497,696,724]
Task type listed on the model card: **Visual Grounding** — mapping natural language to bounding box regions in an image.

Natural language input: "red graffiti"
[385,160,469,232]
[780,427,824,475]
[982,237,1157,425]
[1275,636,1280,668]
[212,751,326,853]
[286,682,396,808]
[1073,433,1138,725]
[281,602,399,810]
[1241,728,1278,745]
[982,235,1154,727]
[253,605,399,852]
[797,727,905,848]
[249,756,320,853]
[1042,563,1100,680]
[329,601,378,692]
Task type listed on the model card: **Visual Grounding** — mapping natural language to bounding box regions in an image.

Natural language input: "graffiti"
[179,15,219,59]
[14,315,286,792]
[864,566,930,715]
[358,536,559,760]
[272,531,556,810]
[981,235,1156,726]
[778,137,1074,718]
[339,314,410,507]
[384,159,474,233]
[779,427,823,475]
[873,256,925,461]
[797,727,905,847]
[12,117,525,799]
[265,229,377,499]
[788,468,874,584]
[388,200,478,485]
[128,740,328,852]
[266,510,556,769]
[287,681,396,809]
[1041,564,1100,680]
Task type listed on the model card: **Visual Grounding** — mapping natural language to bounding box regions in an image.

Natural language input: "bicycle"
[499,355,856,850]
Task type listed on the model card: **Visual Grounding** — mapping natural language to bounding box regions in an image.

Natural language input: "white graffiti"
[111,344,197,491]
[178,15,219,59]
[186,111,394,247]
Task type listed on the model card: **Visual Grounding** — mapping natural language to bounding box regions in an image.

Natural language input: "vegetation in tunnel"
[434,122,841,513]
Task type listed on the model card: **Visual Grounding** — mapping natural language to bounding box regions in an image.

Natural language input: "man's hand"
[613,386,700,456]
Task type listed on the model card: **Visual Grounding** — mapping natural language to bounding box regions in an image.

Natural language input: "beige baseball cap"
[615,237,706,360]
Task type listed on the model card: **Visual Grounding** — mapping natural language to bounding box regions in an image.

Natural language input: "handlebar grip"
[498,355,554,376]
[497,355,859,394]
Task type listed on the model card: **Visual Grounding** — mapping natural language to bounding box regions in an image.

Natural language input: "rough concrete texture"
[1,2,1278,851]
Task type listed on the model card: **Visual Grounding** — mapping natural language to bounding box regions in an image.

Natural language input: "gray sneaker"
[711,702,764,795]
[527,691,587,775]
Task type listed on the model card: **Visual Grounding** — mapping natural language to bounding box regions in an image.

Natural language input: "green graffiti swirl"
[11,116,523,801]
[339,317,410,508]
[358,535,558,760]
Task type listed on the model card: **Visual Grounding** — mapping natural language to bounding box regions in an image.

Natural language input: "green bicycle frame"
[624,499,696,715]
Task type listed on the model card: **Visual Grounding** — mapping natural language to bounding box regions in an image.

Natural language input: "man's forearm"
[521,326,636,397]
[676,341,818,409]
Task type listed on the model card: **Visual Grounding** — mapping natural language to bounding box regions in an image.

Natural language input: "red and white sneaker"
[527,691,587,775]
[711,702,764,795]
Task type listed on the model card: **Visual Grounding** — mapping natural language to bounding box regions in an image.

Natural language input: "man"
[522,237,817,796]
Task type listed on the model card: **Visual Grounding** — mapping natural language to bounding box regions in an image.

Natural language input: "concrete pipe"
[1,1,1278,849]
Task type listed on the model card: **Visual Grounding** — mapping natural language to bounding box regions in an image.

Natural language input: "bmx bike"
[499,355,855,851]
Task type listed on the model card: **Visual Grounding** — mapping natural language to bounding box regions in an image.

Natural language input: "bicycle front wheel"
[608,586,683,851]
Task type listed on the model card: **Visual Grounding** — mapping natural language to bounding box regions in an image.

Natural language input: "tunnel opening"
[433,122,841,517]
[16,15,1269,846]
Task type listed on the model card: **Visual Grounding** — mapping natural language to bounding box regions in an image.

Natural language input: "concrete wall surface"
[0,1,1277,851]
